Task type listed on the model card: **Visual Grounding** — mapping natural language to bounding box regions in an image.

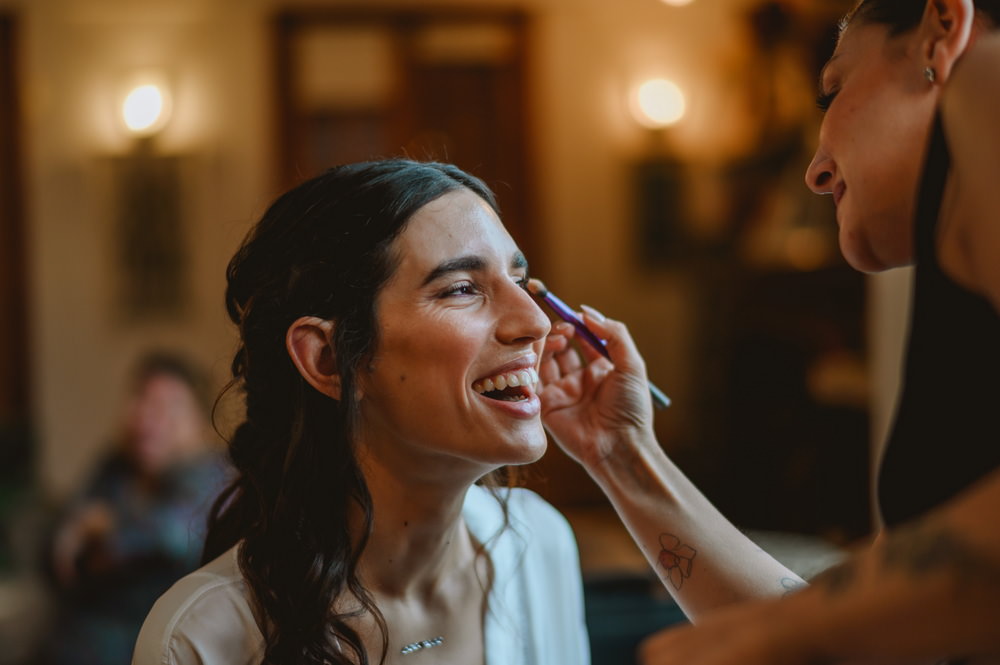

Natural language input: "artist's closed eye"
[816,89,839,112]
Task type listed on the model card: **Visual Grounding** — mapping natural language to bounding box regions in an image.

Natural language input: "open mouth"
[473,369,539,403]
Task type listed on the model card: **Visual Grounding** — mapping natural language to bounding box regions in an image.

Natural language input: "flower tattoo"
[658,533,697,590]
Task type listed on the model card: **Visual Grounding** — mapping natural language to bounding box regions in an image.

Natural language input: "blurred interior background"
[0,0,916,662]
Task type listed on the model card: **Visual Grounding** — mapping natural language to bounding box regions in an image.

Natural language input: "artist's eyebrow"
[422,251,528,286]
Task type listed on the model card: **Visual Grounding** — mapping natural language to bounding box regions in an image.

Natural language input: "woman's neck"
[353,452,484,600]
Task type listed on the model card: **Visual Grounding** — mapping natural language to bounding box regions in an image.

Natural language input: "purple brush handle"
[538,289,672,409]
[541,292,610,359]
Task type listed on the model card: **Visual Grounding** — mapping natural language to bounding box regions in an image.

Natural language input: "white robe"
[132,485,591,665]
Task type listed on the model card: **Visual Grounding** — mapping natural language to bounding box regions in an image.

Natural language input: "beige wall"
[4,0,908,500]
[12,0,276,496]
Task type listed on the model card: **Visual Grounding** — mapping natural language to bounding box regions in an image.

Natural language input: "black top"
[877,114,1000,527]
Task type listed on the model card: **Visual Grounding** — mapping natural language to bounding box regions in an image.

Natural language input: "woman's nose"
[805,146,836,195]
[498,281,551,344]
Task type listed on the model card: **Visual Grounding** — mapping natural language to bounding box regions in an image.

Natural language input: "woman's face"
[805,21,940,272]
[356,188,551,478]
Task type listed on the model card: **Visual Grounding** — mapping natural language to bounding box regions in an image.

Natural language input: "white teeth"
[473,368,541,395]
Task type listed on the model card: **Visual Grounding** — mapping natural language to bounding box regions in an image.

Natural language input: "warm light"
[122,84,169,135]
[661,0,695,6]
[633,79,686,128]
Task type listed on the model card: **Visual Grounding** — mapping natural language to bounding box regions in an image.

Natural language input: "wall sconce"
[629,78,694,264]
[122,83,171,136]
[631,78,686,130]
[113,75,187,321]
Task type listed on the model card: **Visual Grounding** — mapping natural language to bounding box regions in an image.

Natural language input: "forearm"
[770,471,1000,662]
[585,431,804,621]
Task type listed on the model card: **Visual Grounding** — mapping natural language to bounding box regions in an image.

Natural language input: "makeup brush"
[528,278,671,409]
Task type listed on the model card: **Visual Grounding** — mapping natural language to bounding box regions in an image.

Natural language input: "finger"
[539,381,578,413]
[551,320,575,338]
[583,355,614,388]
[580,305,647,376]
[638,625,696,665]
[539,343,582,386]
[555,345,582,376]
[542,331,570,357]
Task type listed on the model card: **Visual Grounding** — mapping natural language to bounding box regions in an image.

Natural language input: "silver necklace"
[400,636,444,655]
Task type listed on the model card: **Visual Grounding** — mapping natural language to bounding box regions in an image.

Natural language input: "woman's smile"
[472,356,542,417]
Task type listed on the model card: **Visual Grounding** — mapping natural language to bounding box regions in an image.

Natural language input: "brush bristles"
[526,278,547,297]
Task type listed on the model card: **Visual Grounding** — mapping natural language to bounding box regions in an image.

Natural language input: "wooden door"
[273,8,536,261]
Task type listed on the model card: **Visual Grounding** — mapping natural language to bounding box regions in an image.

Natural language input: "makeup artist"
[538,1,1000,663]
[133,160,589,665]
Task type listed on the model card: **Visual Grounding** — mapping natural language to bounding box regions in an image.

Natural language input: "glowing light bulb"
[633,78,686,129]
[122,84,167,135]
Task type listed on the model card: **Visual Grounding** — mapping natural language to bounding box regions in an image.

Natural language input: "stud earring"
[924,66,936,84]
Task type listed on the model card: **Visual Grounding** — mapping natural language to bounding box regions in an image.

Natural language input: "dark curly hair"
[847,0,1000,35]
[202,159,505,665]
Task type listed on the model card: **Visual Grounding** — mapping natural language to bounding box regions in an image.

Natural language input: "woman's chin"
[840,231,888,274]
[500,433,549,467]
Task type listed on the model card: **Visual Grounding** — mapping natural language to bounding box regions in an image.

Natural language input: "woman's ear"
[920,0,975,83]
[286,316,342,400]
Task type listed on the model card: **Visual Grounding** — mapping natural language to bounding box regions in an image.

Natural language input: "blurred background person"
[36,352,229,665]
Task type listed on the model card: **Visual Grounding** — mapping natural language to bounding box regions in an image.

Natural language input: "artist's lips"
[833,181,846,207]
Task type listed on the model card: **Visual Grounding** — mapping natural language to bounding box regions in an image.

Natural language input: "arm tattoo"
[811,558,859,597]
[881,521,1000,589]
[812,520,1000,598]
[658,534,697,590]
[780,577,806,596]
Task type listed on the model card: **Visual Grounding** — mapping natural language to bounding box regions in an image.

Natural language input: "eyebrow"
[421,251,528,286]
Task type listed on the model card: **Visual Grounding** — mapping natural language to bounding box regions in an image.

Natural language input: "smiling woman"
[131,160,589,665]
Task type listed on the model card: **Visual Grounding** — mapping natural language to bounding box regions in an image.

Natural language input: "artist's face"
[356,189,551,480]
[805,21,939,272]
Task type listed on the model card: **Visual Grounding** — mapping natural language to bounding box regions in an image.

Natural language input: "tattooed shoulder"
[881,521,1000,588]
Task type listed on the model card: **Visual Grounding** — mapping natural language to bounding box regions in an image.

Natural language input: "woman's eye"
[441,282,479,298]
[816,88,839,112]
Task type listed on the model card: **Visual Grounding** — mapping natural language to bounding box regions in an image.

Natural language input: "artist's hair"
[203,159,502,665]
[848,0,1000,35]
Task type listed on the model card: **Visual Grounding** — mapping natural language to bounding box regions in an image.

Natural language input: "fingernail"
[553,321,575,334]
[580,304,606,322]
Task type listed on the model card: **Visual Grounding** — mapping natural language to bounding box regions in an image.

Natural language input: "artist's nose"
[497,281,551,345]
[805,146,836,195]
